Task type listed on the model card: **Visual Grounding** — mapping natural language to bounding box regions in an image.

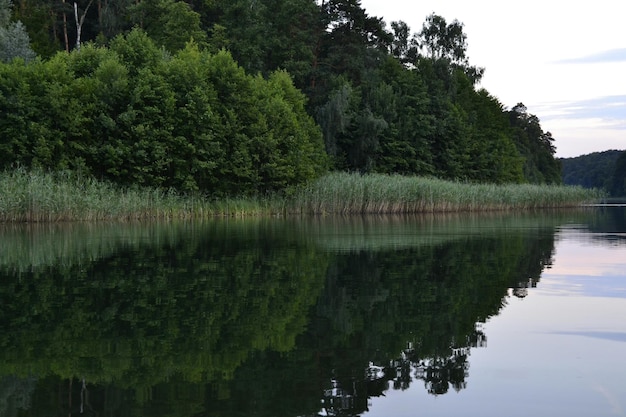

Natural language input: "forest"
[1,0,563,196]
[561,150,626,197]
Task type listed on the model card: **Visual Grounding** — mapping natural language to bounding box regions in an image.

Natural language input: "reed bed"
[0,169,602,222]
[0,168,182,222]
[0,168,289,222]
[290,172,602,214]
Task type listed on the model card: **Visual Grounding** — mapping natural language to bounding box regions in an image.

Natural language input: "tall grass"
[0,169,603,222]
[0,168,293,221]
[290,172,603,214]
[0,168,184,222]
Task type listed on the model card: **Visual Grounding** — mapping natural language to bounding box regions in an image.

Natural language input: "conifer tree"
[0,0,36,62]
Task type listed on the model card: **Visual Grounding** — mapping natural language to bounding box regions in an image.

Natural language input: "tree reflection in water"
[310,217,554,417]
[0,212,573,417]
[320,337,486,416]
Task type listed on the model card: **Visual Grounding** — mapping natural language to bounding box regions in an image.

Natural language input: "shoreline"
[0,170,604,222]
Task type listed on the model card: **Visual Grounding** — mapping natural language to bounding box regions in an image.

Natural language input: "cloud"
[535,95,626,129]
[592,383,626,416]
[553,331,626,343]
[556,48,626,64]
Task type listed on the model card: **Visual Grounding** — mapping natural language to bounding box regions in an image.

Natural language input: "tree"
[0,29,328,195]
[561,150,623,190]
[317,0,391,87]
[202,0,320,91]
[316,82,353,161]
[419,13,465,62]
[609,151,626,197]
[0,0,10,24]
[96,0,135,39]
[73,0,93,50]
[0,0,36,62]
[417,13,483,84]
[389,20,418,65]
[375,57,433,176]
[454,75,524,183]
[129,0,207,52]
[509,103,561,184]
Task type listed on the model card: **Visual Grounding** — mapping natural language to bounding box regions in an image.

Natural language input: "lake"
[0,207,625,416]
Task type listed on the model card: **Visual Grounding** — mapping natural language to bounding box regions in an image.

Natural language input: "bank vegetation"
[0,169,601,222]
[0,2,602,222]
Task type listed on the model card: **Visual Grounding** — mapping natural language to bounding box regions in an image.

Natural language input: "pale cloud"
[539,232,626,296]
[592,383,626,417]
[554,331,626,343]
[526,96,626,157]
[556,48,626,64]
[538,96,626,125]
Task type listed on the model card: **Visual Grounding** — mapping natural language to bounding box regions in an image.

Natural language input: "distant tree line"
[561,150,626,197]
[1,0,563,196]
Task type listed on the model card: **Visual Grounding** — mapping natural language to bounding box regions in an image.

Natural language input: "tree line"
[561,150,626,197]
[1,0,562,196]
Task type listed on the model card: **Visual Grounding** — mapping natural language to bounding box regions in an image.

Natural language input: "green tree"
[312,0,390,102]
[609,151,626,197]
[10,0,60,57]
[417,13,483,83]
[415,58,469,179]
[454,75,524,183]
[375,56,434,175]
[129,0,207,52]
[258,70,329,191]
[316,82,353,161]
[97,0,135,39]
[311,2,404,173]
[561,150,623,190]
[0,57,35,168]
[389,20,418,65]
[509,103,561,184]
[108,27,162,73]
[419,13,466,62]
[0,29,328,195]
[207,0,320,89]
[315,75,390,173]
[0,0,36,62]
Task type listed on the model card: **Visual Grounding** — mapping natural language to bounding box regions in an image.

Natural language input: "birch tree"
[73,0,93,50]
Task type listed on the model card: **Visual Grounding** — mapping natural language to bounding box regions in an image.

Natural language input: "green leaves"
[129,0,208,52]
[0,30,328,196]
[509,103,562,184]
[1,1,566,189]
[609,151,626,197]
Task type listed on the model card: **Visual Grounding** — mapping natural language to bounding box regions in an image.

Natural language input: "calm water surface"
[0,207,625,416]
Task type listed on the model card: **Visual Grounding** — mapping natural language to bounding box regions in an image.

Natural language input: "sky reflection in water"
[2,209,626,416]
[367,224,626,417]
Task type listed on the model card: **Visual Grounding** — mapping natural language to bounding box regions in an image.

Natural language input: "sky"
[359,0,626,158]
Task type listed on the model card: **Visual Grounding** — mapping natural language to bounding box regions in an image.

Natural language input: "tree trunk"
[62,0,69,52]
[74,0,93,51]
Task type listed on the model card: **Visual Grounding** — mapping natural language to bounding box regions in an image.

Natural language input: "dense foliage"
[0,29,328,195]
[561,149,626,196]
[1,0,563,196]
[609,150,626,197]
